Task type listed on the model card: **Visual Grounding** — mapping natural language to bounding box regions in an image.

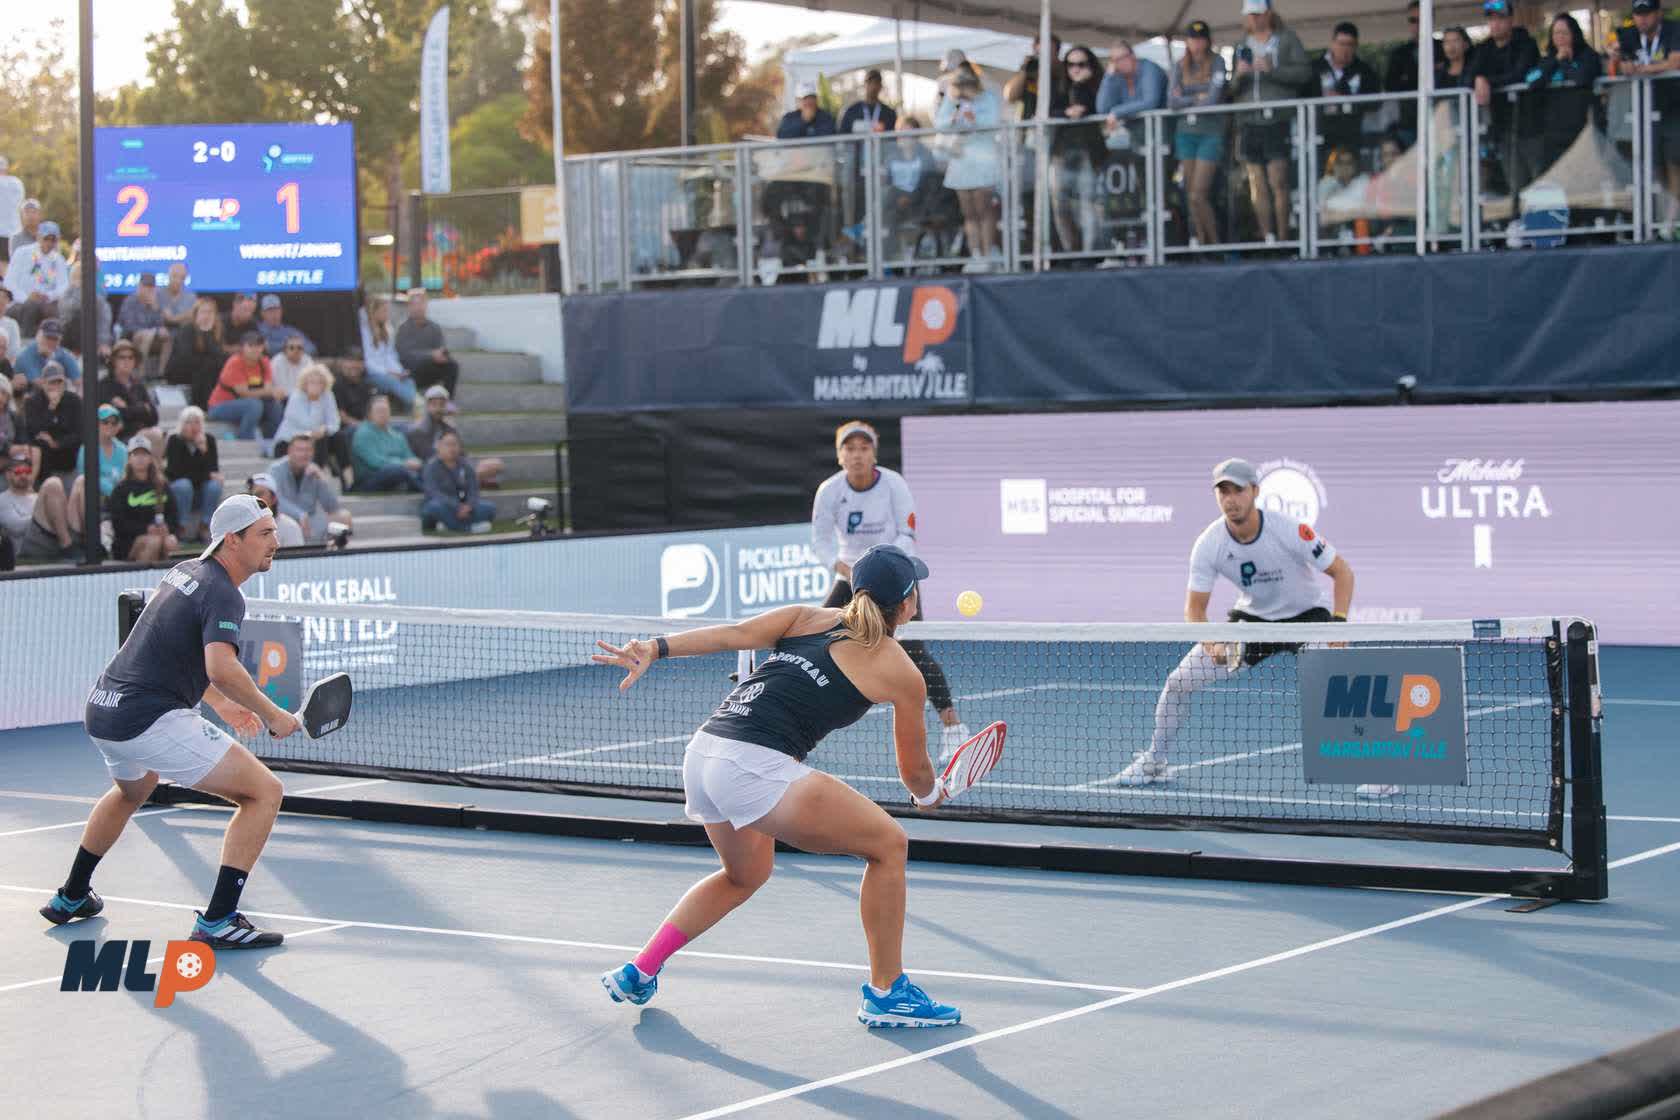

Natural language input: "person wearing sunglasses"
[1045,46,1108,261]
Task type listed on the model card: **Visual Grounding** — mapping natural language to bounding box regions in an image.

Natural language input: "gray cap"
[199,493,271,560]
[423,384,450,400]
[1212,458,1259,488]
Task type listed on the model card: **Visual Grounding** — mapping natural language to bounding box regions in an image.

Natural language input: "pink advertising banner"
[902,401,1679,644]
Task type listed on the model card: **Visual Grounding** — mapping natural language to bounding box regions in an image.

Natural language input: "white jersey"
[1187,510,1336,619]
[811,466,917,569]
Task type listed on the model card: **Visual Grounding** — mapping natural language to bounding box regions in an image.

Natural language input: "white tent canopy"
[762,0,1484,54]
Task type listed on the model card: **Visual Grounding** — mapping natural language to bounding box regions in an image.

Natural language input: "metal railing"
[411,73,1679,295]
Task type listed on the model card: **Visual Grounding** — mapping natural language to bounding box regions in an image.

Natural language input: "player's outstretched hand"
[266,710,302,739]
[592,639,657,691]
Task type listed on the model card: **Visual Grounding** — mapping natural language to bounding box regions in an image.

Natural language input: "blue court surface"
[0,644,1675,1119]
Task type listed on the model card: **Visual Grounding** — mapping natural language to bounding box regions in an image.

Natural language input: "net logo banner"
[239,619,303,711]
[903,401,1680,643]
[60,940,216,1008]
[1299,648,1469,786]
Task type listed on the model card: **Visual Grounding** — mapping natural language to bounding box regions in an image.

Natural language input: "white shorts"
[682,729,813,831]
[90,708,238,786]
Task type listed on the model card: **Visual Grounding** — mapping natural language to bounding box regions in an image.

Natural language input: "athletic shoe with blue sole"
[858,974,961,1028]
[601,962,658,1006]
[39,890,104,925]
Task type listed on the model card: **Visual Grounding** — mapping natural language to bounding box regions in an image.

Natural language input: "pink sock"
[633,922,690,976]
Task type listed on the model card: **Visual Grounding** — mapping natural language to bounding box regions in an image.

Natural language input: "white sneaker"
[938,722,971,764]
[1356,784,1400,798]
[1111,753,1171,786]
[469,522,494,534]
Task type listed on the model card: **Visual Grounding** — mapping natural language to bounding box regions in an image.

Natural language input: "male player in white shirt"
[813,420,970,759]
[1110,458,1388,796]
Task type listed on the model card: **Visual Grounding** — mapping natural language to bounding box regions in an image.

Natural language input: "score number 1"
[113,182,303,236]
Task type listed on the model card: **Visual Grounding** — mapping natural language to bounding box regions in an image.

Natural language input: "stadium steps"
[161,321,565,547]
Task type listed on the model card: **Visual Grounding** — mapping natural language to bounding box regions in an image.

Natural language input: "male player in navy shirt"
[41,494,301,948]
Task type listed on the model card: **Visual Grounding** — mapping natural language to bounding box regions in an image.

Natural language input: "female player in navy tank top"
[591,544,961,1028]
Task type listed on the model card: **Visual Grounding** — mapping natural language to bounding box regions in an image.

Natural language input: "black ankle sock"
[203,865,249,924]
[61,846,102,901]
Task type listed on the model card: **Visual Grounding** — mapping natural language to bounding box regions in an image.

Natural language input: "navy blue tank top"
[700,630,874,761]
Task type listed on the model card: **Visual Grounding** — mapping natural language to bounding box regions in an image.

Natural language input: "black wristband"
[655,636,669,660]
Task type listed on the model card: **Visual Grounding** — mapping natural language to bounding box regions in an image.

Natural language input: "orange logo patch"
[1298,523,1316,542]
[907,512,917,531]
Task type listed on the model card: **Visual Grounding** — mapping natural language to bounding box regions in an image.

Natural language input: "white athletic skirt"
[90,707,237,786]
[682,729,813,831]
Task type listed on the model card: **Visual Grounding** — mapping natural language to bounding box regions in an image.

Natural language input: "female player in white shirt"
[812,421,970,760]
[1109,458,1389,796]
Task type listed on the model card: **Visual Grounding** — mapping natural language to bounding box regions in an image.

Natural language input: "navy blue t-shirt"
[85,558,246,741]
[700,630,874,761]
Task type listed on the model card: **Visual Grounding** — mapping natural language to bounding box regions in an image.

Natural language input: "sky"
[24,0,874,93]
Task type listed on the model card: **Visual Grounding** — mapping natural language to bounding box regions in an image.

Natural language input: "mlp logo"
[813,286,969,403]
[1299,647,1468,787]
[190,197,241,230]
[237,620,302,709]
[61,940,216,1008]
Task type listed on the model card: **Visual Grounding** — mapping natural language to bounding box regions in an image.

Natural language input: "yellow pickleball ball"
[956,590,983,617]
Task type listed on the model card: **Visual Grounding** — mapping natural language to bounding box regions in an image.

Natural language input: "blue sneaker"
[601,962,658,1006]
[857,974,961,1029]
[39,890,104,925]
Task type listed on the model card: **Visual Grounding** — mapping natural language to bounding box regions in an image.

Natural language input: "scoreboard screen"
[93,123,357,295]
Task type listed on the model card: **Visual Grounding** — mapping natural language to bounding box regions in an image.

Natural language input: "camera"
[326,521,352,551]
[1238,46,1254,64]
[521,496,558,539]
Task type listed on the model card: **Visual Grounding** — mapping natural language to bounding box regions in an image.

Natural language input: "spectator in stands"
[4,219,69,338]
[1036,44,1104,261]
[0,286,19,362]
[117,272,168,372]
[268,433,351,542]
[842,69,897,136]
[98,340,162,451]
[108,436,180,564]
[272,362,341,465]
[1234,0,1311,245]
[777,81,838,139]
[1317,148,1374,250]
[15,318,82,387]
[331,347,373,473]
[60,259,112,361]
[1099,41,1168,123]
[421,430,495,533]
[159,263,195,329]
[24,363,81,479]
[0,159,23,265]
[269,334,311,399]
[164,405,221,542]
[223,292,258,340]
[0,335,11,404]
[1388,1,1446,137]
[1438,28,1475,88]
[936,66,1004,270]
[164,296,225,410]
[350,395,423,492]
[246,472,305,547]
[1005,34,1066,119]
[77,404,128,501]
[1469,0,1540,195]
[407,384,504,488]
[1170,22,1230,247]
[1527,14,1603,172]
[8,198,41,257]
[1618,0,1680,236]
[257,294,316,357]
[395,289,459,399]
[1093,41,1164,260]
[208,330,285,441]
[1,444,79,562]
[360,293,417,411]
[1314,23,1382,159]
[882,117,958,261]
[0,379,15,450]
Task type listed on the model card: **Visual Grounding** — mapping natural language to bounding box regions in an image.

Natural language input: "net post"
[1564,620,1609,901]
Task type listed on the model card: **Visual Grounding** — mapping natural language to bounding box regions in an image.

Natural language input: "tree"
[401,93,553,190]
[521,0,782,155]
[0,24,84,241]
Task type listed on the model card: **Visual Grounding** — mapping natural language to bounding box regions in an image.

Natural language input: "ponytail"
[838,590,892,649]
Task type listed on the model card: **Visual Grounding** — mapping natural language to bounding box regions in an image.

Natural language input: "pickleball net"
[129,594,1608,898]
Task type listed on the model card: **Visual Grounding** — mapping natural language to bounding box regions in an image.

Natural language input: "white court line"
[0,885,1134,998]
[0,790,102,805]
[672,836,1680,1120]
[1604,698,1680,708]
[0,776,401,840]
[0,921,351,994]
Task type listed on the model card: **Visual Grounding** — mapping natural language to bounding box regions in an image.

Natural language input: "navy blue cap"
[850,544,929,609]
[1482,0,1511,13]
